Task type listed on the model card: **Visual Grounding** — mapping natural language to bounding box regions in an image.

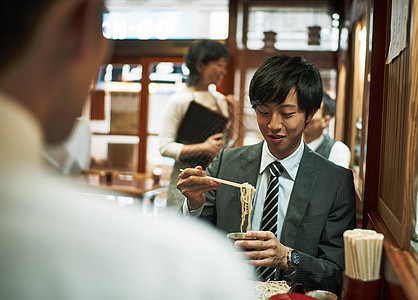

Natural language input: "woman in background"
[159,39,235,210]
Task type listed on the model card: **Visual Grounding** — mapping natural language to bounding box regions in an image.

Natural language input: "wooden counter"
[79,169,169,199]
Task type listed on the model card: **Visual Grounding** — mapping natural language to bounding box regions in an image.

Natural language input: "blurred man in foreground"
[0,1,252,298]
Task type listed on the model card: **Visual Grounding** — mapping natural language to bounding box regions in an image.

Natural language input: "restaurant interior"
[59,0,418,299]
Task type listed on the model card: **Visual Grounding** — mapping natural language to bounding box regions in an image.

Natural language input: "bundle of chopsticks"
[343,229,384,280]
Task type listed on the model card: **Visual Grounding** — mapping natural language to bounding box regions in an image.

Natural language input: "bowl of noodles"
[252,280,292,300]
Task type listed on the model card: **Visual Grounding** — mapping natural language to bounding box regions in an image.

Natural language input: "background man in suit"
[177,54,356,295]
[0,0,253,298]
[303,92,351,168]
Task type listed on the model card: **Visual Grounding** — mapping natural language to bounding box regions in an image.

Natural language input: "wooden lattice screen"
[378,3,417,249]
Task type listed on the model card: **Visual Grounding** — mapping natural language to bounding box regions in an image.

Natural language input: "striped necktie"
[257,161,284,281]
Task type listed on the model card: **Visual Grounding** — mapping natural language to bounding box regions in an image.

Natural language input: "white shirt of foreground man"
[0,0,253,297]
[0,92,253,299]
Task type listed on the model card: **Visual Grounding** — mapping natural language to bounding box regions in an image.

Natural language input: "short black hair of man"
[322,92,336,117]
[249,54,323,120]
[184,39,230,87]
[0,0,107,73]
[0,0,55,70]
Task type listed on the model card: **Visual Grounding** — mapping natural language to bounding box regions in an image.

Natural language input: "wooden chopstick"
[205,175,243,188]
[343,229,384,280]
[179,169,244,189]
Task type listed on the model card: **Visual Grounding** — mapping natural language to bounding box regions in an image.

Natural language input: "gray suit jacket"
[201,141,356,295]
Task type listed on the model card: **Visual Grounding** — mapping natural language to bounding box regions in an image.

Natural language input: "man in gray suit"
[177,54,356,295]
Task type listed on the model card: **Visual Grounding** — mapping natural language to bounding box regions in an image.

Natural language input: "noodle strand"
[240,183,256,233]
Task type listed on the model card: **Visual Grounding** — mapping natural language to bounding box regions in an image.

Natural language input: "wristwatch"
[285,247,300,273]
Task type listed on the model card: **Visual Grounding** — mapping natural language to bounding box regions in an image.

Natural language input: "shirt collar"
[306,134,325,151]
[0,89,44,169]
[259,138,304,181]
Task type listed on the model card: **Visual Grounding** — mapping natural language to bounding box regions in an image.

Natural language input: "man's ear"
[322,114,332,129]
[64,0,104,61]
[48,0,103,65]
[9,0,95,90]
[196,61,205,73]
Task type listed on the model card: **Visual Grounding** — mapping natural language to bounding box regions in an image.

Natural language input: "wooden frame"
[345,0,418,297]
[108,56,185,173]
[376,0,413,250]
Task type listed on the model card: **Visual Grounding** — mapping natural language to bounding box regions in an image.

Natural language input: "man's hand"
[177,166,221,210]
[234,231,289,269]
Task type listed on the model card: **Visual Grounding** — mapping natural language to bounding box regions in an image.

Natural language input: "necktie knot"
[269,161,284,178]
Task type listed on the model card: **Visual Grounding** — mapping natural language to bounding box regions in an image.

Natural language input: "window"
[85,59,188,177]
[87,64,141,171]
[103,0,229,40]
[247,5,339,51]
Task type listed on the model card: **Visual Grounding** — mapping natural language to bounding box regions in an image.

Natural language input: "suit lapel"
[281,146,319,245]
[238,142,263,188]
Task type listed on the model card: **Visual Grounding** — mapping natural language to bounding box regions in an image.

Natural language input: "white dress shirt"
[0,90,253,299]
[307,134,351,168]
[251,140,303,240]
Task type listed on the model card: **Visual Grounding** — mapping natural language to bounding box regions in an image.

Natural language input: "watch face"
[291,250,300,265]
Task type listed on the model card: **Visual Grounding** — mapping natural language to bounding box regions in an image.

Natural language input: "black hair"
[0,0,55,69]
[249,54,323,119]
[184,39,230,86]
[322,92,336,117]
